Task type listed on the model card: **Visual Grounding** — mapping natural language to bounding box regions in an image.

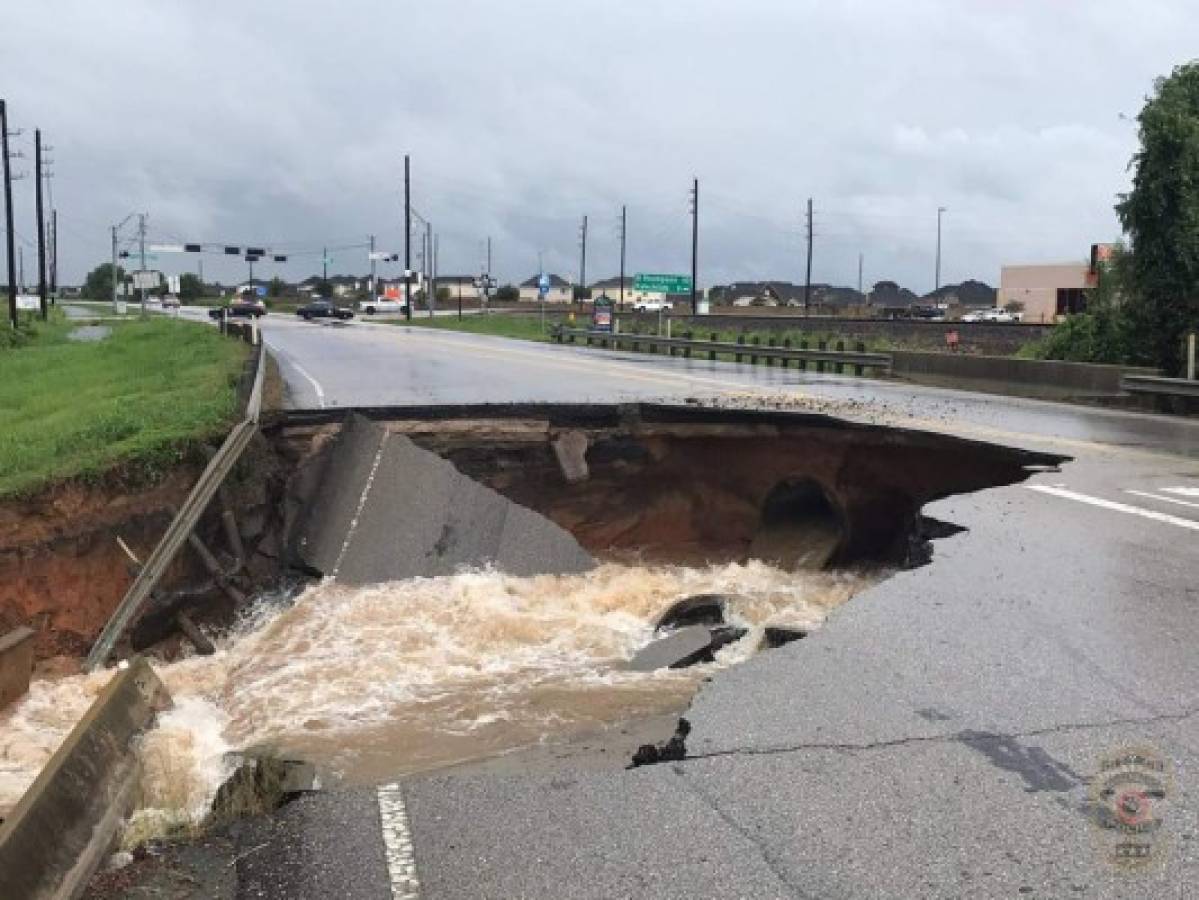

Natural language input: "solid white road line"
[377,783,421,900]
[1125,489,1199,511]
[1027,485,1199,531]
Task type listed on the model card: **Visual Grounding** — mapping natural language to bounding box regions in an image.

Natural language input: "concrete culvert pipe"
[749,478,846,571]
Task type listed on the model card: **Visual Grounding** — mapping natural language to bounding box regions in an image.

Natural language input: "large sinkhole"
[1,403,1067,829]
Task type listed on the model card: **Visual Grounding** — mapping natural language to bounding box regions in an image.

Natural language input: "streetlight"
[110,213,140,314]
[935,206,947,292]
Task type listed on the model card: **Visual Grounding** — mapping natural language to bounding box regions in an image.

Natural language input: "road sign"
[255,286,267,298]
[633,273,692,293]
[592,295,613,332]
[538,273,550,298]
[132,270,161,290]
[167,275,181,294]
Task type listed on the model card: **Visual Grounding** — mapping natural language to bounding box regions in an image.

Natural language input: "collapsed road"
[7,312,1198,898]
[248,318,1199,899]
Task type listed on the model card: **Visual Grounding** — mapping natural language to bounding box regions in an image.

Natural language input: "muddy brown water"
[0,561,872,836]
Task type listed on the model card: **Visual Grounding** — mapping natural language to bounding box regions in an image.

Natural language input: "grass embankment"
[0,313,249,498]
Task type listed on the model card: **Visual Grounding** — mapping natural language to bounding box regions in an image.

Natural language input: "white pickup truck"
[632,299,673,312]
[358,298,410,315]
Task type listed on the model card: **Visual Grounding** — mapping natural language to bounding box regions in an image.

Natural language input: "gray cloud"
[3,0,1194,291]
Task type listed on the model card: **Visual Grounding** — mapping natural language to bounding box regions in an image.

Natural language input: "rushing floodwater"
[0,562,872,835]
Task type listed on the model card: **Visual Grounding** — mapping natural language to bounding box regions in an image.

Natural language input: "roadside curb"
[0,657,171,900]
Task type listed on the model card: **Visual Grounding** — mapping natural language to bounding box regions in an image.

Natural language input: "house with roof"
[519,274,573,303]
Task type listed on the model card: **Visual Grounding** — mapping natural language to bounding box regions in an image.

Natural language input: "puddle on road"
[0,561,871,831]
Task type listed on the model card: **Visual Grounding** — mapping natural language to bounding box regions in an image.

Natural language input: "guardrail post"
[736,334,745,363]
[817,340,826,373]
[751,336,760,365]
[835,340,845,374]
[709,333,717,361]
[782,338,790,368]
[854,342,865,376]
[684,332,692,358]
[799,339,808,371]
[766,337,776,367]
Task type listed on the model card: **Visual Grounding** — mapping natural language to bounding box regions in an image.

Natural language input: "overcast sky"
[3,0,1196,291]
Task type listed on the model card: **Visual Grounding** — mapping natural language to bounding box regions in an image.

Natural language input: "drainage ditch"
[0,402,1065,838]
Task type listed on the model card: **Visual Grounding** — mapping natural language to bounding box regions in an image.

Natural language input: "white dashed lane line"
[378,783,421,900]
[1124,489,1199,511]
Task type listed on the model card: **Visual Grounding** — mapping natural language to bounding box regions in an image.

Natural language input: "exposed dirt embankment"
[0,472,203,659]
[0,429,289,662]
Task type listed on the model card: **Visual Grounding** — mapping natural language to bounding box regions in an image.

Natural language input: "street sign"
[633,273,692,293]
[132,270,161,290]
[592,295,613,332]
[167,275,181,294]
[538,273,550,298]
[255,286,267,298]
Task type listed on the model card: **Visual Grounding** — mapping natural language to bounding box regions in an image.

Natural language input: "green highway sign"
[633,273,692,293]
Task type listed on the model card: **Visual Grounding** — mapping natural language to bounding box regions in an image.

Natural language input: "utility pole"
[18,248,23,291]
[690,178,699,315]
[430,232,438,318]
[803,197,813,314]
[35,130,47,320]
[49,209,57,296]
[137,213,147,317]
[619,204,627,311]
[1,100,17,329]
[578,215,588,300]
[111,225,118,313]
[857,252,863,296]
[322,246,328,282]
[426,220,433,314]
[935,206,946,292]
[403,154,412,321]
[369,234,376,298]
[486,236,491,276]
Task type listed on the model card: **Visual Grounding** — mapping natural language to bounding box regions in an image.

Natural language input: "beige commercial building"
[998,262,1096,324]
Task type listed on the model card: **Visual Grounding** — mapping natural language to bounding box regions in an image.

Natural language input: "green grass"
[0,314,249,498]
[390,312,559,342]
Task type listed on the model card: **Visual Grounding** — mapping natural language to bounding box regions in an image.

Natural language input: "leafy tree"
[313,278,333,298]
[1002,300,1025,315]
[1116,62,1199,373]
[83,262,126,300]
[179,272,204,302]
[267,276,287,299]
[495,284,520,302]
[436,286,452,303]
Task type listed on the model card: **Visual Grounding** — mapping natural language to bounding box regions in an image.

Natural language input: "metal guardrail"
[85,342,266,671]
[1121,374,1199,398]
[553,328,893,374]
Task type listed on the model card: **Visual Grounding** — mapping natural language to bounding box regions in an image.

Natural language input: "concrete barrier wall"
[0,657,170,900]
[0,627,35,711]
[889,351,1160,400]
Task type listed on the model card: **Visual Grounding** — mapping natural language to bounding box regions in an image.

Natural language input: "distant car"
[632,299,673,312]
[208,298,265,320]
[297,298,354,321]
[359,297,409,315]
[162,295,181,309]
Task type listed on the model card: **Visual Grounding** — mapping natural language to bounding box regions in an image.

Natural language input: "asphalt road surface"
[241,315,1198,897]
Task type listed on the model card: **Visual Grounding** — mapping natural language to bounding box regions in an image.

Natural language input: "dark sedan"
[208,299,266,320]
[297,299,355,321]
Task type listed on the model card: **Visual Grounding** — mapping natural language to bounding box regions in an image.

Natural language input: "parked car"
[208,298,265,320]
[162,295,181,309]
[359,297,409,315]
[632,299,673,312]
[297,298,354,320]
